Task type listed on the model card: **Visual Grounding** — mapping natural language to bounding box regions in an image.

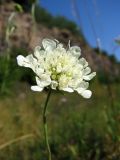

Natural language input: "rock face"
[0,2,120,78]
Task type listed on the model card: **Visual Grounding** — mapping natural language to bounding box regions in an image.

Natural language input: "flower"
[17,38,96,98]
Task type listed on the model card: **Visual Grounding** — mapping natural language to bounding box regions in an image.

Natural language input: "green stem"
[31,3,36,23]
[43,89,52,160]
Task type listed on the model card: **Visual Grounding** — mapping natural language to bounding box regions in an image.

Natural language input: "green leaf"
[14,3,23,13]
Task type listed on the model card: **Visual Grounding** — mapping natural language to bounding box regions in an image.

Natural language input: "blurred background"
[0,0,120,159]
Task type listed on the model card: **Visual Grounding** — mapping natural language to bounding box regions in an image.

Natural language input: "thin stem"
[31,3,36,24]
[43,89,52,160]
[0,134,34,150]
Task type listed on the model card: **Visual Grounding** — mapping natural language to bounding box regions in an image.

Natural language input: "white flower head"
[16,39,96,98]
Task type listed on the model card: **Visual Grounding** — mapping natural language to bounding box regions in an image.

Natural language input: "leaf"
[14,3,23,13]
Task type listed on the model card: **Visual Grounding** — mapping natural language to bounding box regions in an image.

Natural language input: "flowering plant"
[17,39,96,98]
[17,38,96,160]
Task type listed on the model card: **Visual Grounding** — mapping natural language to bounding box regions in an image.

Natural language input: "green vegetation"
[0,1,120,159]
[0,80,120,159]
[0,48,34,96]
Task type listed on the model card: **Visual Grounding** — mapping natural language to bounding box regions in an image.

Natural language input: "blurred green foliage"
[0,84,120,159]
[0,47,35,96]
[11,0,33,11]
[0,53,18,95]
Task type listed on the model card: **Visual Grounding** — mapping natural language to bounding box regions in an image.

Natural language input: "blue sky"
[39,0,120,61]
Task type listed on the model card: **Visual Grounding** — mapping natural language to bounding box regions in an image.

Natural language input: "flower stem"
[43,89,52,160]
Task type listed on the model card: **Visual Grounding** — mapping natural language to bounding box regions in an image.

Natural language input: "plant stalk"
[43,89,52,160]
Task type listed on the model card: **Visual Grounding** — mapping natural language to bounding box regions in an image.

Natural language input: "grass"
[0,80,120,159]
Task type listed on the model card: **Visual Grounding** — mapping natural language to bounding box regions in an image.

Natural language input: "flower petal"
[31,85,43,92]
[36,75,51,87]
[83,67,91,75]
[25,54,38,71]
[51,81,58,89]
[83,72,96,81]
[16,55,31,67]
[34,46,41,59]
[62,87,74,93]
[76,82,89,93]
[26,54,36,63]
[69,46,81,58]
[35,66,44,76]
[79,58,88,67]
[42,39,57,51]
[81,90,92,98]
